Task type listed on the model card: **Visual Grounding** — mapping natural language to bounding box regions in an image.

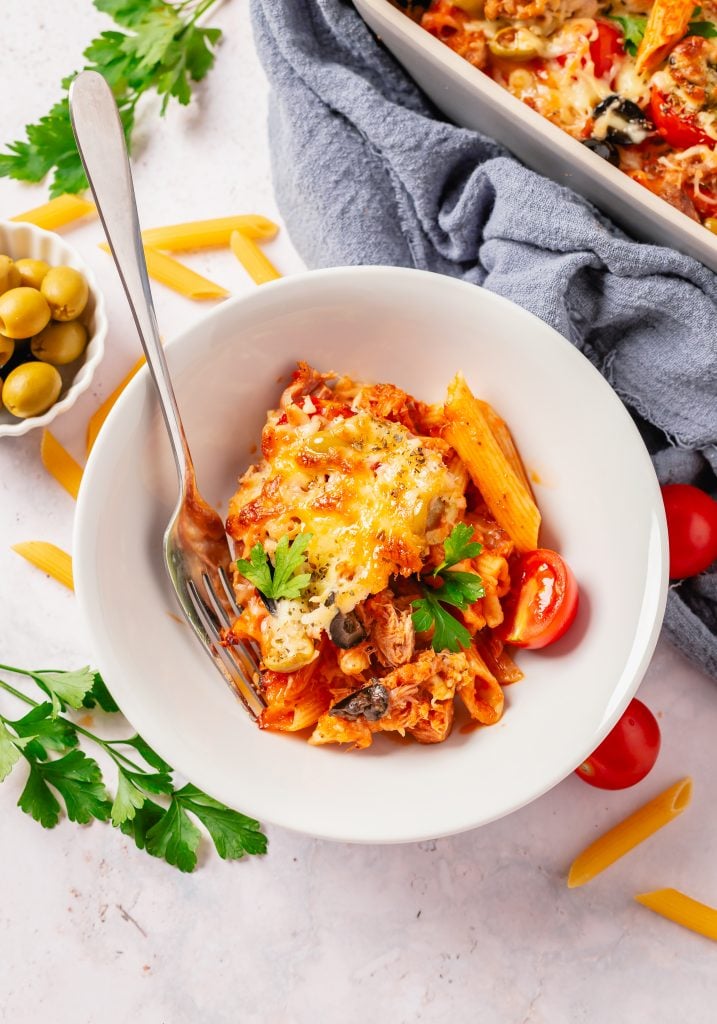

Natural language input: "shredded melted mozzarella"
[230,409,466,671]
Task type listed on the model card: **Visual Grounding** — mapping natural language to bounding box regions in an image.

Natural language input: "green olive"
[40,266,89,321]
[0,335,14,370]
[0,287,52,339]
[15,258,50,290]
[2,362,62,418]
[488,27,541,59]
[0,255,21,296]
[31,320,88,366]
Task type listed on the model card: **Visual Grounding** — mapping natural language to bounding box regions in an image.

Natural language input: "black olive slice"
[582,138,620,166]
[329,682,390,722]
[329,609,367,648]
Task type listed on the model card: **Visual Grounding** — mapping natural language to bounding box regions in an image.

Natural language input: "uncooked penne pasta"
[444,373,540,552]
[143,247,229,300]
[230,230,281,285]
[12,194,96,230]
[140,215,279,251]
[12,541,74,590]
[635,0,694,74]
[98,243,228,300]
[635,888,717,942]
[40,430,83,500]
[567,777,692,888]
[86,355,146,454]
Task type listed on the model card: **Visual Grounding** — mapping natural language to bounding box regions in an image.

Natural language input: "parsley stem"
[0,662,47,688]
[0,674,148,774]
[0,677,38,707]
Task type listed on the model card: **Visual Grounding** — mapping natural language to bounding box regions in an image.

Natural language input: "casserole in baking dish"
[354,0,717,271]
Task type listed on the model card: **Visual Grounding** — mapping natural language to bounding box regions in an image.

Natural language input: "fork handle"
[69,70,192,486]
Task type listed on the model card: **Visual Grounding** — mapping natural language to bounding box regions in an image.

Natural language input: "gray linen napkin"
[251,0,717,677]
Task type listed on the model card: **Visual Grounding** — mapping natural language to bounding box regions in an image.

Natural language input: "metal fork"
[69,70,266,721]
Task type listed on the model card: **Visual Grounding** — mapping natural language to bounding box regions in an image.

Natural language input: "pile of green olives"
[0,254,90,419]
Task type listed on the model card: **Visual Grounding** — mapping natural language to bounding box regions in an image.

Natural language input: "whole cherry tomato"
[498,549,578,649]
[650,88,716,149]
[576,698,661,789]
[661,483,717,578]
[590,21,624,79]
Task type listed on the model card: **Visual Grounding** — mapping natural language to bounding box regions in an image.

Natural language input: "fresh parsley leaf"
[236,533,313,602]
[438,571,486,607]
[688,19,717,37]
[18,762,62,828]
[0,0,222,196]
[82,671,120,713]
[412,525,485,653]
[8,703,78,758]
[0,721,23,783]
[607,13,647,56]
[433,522,482,576]
[116,733,172,772]
[1,660,268,871]
[35,751,112,824]
[175,784,268,859]
[412,592,473,654]
[144,797,202,873]
[236,543,274,597]
[33,666,96,713]
[119,798,166,850]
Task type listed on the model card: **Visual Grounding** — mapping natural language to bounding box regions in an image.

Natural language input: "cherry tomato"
[498,549,579,649]
[649,88,716,149]
[576,698,660,789]
[590,21,624,79]
[661,483,717,579]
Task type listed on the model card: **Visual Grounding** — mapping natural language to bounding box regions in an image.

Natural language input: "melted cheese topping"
[228,407,466,671]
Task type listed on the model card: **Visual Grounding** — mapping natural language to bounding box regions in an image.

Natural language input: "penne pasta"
[99,243,228,301]
[143,247,229,300]
[476,398,533,495]
[86,355,146,454]
[567,777,692,888]
[635,888,717,942]
[635,0,694,74]
[140,215,278,251]
[40,430,83,500]
[444,373,541,552]
[12,541,74,590]
[11,194,96,231]
[230,230,281,284]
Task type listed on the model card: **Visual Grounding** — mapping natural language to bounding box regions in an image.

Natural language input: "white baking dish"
[354,0,717,272]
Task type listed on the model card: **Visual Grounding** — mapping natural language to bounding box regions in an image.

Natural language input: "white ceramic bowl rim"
[73,266,668,843]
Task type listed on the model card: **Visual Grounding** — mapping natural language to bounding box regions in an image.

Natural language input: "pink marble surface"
[1,3,716,1021]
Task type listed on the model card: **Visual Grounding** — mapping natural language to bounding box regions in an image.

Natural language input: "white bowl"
[0,220,107,437]
[353,0,717,273]
[73,267,667,843]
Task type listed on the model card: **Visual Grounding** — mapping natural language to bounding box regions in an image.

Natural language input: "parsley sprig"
[0,0,223,198]
[411,523,485,654]
[236,532,314,602]
[0,662,266,872]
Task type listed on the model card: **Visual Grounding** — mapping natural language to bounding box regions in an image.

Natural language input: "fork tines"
[187,567,266,721]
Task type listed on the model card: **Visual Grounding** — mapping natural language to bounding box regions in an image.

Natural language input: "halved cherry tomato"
[650,88,716,149]
[576,698,660,789]
[590,21,624,79]
[661,483,717,578]
[498,549,578,649]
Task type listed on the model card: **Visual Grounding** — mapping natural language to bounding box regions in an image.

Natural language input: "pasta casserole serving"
[416,0,717,232]
[223,363,578,749]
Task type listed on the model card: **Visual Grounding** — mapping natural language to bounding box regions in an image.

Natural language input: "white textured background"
[1,3,716,1022]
